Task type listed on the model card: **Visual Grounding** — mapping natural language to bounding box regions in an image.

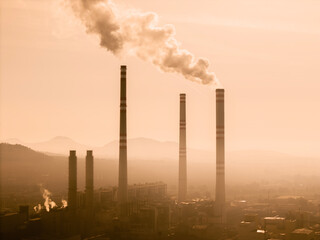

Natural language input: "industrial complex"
[1,66,320,240]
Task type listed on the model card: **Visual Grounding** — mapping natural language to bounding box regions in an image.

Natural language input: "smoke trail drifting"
[69,0,218,85]
[42,188,57,212]
[34,204,42,213]
[33,187,68,212]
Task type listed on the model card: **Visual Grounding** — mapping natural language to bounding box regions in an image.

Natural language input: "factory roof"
[264,216,285,220]
[192,225,208,230]
[276,195,302,200]
[292,228,313,235]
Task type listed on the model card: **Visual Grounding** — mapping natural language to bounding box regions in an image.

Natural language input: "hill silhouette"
[0,143,67,194]
[1,142,319,199]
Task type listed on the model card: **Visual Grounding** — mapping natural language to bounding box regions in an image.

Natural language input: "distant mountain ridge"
[1,143,319,192]
[0,143,66,193]
[3,137,320,166]
[3,136,90,156]
[2,136,212,160]
[0,143,49,162]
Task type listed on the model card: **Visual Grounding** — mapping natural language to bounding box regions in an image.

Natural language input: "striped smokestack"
[118,65,128,203]
[85,150,94,210]
[68,150,77,210]
[215,88,226,223]
[178,93,187,202]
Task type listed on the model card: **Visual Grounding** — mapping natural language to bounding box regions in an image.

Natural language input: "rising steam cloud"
[42,188,57,212]
[68,0,218,85]
[34,187,67,213]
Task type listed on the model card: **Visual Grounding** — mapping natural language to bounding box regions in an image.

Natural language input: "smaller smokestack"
[85,150,94,210]
[178,93,187,202]
[68,150,77,210]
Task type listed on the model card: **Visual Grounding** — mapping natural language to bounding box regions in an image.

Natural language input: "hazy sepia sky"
[1,0,320,156]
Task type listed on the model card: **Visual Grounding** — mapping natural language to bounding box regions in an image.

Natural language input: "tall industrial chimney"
[85,150,94,210]
[68,150,77,210]
[118,65,128,203]
[178,93,187,202]
[215,88,226,223]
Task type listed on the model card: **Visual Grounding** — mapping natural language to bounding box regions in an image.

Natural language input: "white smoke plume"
[33,187,57,212]
[33,187,68,212]
[68,0,218,85]
[33,204,42,213]
[61,199,68,208]
[42,188,57,212]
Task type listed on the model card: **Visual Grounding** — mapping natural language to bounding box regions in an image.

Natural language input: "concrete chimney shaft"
[178,93,187,202]
[118,65,128,203]
[68,150,77,210]
[85,150,94,210]
[215,89,226,223]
